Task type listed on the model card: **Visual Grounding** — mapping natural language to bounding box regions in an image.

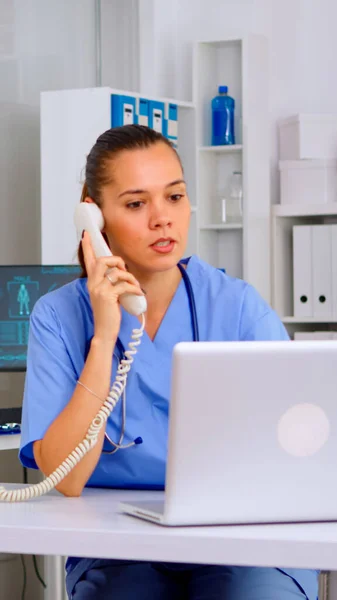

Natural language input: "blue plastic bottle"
[211,85,235,146]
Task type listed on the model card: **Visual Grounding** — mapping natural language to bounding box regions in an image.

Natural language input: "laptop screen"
[0,265,81,372]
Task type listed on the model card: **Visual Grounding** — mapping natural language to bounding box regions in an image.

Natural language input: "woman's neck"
[131,264,183,339]
[140,266,182,309]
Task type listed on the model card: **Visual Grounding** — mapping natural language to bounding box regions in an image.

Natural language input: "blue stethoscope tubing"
[103,260,199,454]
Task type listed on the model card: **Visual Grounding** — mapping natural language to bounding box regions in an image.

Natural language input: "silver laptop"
[119,340,337,526]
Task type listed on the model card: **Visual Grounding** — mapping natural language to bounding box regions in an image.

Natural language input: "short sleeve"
[239,284,289,342]
[19,298,78,469]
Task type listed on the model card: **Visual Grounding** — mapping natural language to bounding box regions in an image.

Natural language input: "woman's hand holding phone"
[81,231,144,343]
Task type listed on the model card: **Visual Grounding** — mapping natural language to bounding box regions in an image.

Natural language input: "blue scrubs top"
[19,255,317,599]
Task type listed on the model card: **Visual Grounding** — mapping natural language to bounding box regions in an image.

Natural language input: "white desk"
[0,443,62,600]
[0,485,337,572]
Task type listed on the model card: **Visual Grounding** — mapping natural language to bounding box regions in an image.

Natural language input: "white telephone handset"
[0,205,146,503]
[74,203,147,316]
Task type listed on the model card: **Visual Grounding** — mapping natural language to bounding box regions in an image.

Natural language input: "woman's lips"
[150,239,176,254]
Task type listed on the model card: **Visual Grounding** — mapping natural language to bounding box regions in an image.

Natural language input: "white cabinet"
[40,35,270,301]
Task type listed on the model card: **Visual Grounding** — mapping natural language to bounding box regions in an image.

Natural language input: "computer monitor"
[0,265,81,372]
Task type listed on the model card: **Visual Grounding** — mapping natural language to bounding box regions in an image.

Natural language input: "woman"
[19,125,318,599]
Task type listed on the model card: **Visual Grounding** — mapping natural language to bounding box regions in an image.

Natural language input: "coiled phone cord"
[0,315,145,502]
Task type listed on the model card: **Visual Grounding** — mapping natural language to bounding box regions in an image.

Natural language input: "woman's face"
[99,142,191,275]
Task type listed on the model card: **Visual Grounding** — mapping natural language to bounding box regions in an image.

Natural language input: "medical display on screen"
[0,265,81,372]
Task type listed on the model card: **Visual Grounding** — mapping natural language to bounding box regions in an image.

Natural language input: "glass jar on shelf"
[214,171,243,224]
[226,171,243,222]
[212,190,226,223]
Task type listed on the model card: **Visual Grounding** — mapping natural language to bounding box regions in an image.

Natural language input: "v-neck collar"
[118,256,197,363]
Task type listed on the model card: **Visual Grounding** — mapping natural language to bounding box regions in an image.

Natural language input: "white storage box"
[279,114,337,160]
[279,159,337,205]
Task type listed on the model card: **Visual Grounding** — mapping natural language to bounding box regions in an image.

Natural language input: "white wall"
[138,0,181,97]
[100,0,140,90]
[139,0,337,205]
[0,0,96,266]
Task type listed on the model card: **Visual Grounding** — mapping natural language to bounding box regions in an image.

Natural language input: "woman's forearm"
[34,336,116,496]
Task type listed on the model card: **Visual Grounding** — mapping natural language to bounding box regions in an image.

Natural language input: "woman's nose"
[152,215,172,228]
[149,205,172,229]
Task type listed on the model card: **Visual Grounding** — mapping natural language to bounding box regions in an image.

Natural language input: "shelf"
[273,204,337,218]
[199,145,243,154]
[282,317,337,324]
[200,223,243,231]
[0,434,21,451]
[165,99,195,109]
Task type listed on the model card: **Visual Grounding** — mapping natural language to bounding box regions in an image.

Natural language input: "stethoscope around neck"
[103,260,199,454]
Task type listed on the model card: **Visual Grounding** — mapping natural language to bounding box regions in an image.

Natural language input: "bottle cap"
[219,85,228,93]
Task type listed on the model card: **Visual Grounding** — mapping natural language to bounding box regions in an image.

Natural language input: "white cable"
[0,315,145,502]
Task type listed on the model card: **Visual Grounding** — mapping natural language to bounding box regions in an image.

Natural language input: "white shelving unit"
[273,204,337,218]
[200,224,243,231]
[282,316,337,324]
[271,203,337,337]
[41,35,270,301]
[193,35,270,302]
[199,144,243,153]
